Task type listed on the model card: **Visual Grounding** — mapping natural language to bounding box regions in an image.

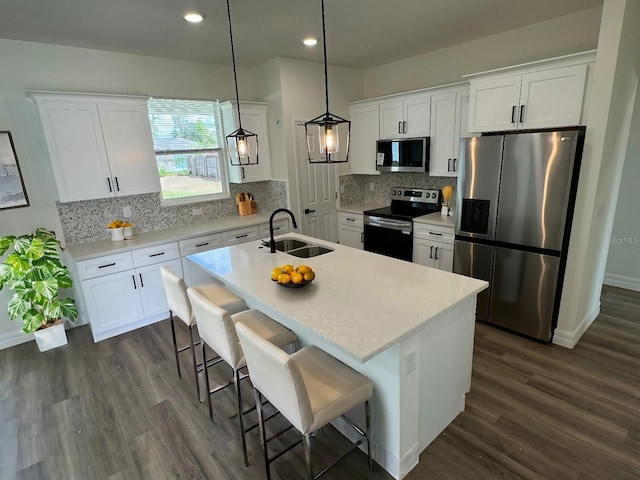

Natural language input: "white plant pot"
[33,323,68,352]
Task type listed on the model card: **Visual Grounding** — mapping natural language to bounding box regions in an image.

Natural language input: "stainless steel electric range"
[363,187,441,262]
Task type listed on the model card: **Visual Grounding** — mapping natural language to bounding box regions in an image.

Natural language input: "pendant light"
[225,0,258,166]
[305,0,350,164]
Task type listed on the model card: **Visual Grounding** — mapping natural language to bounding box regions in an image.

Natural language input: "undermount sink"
[286,245,334,258]
[270,237,334,258]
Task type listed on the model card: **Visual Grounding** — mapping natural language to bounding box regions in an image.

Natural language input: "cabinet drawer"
[76,252,134,281]
[259,219,289,239]
[132,242,180,268]
[179,233,223,256]
[222,226,259,246]
[338,212,363,228]
[413,223,454,243]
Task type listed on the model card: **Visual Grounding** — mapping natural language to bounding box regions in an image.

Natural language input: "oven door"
[363,215,413,261]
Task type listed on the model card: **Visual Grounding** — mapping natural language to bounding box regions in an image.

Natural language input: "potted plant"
[0,228,78,351]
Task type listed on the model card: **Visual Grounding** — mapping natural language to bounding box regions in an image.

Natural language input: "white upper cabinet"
[348,102,380,175]
[466,51,594,133]
[379,93,430,140]
[31,92,160,202]
[220,101,272,184]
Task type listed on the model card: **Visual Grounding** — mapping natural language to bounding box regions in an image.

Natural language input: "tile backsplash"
[57,181,288,245]
[339,173,457,210]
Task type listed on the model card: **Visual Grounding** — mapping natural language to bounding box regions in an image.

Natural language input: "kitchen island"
[188,233,487,479]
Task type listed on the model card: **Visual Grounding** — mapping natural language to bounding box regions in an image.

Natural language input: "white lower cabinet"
[338,212,364,249]
[77,243,182,342]
[413,223,454,272]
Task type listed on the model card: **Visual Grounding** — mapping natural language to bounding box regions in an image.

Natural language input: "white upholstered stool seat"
[160,267,247,402]
[187,287,298,467]
[236,322,373,480]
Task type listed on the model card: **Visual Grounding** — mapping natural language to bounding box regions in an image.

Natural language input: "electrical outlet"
[122,206,132,218]
[405,350,416,375]
[192,208,203,216]
[369,182,375,191]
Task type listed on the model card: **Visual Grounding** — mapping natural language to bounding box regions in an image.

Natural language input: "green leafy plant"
[0,228,78,334]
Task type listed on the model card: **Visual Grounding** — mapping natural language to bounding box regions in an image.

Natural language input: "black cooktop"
[364,187,441,221]
[364,204,438,221]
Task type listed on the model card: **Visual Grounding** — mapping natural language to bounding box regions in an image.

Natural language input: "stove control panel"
[391,187,440,204]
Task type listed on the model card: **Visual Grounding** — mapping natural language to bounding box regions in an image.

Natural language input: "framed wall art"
[0,131,29,210]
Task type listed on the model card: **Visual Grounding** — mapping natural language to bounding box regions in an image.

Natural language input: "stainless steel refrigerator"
[453,130,584,341]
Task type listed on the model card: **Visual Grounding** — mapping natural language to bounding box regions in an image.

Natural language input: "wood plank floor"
[1,285,638,479]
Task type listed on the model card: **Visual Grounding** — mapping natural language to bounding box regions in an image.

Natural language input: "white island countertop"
[188,233,486,363]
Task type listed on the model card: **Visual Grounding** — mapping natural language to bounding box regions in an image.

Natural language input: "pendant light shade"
[225,0,258,166]
[305,0,350,164]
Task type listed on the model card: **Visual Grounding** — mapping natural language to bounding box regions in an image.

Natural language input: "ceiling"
[0,0,602,69]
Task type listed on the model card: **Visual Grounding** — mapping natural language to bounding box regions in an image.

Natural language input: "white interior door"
[296,123,338,242]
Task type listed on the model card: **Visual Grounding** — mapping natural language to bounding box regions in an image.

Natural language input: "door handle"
[448,159,452,172]
[453,158,457,171]
[434,247,439,260]
[114,176,120,192]
[398,121,402,134]
[131,275,137,290]
[304,208,316,214]
[429,246,433,259]
[519,105,525,123]
[107,177,112,193]
[511,105,516,124]
[403,121,407,134]
[139,273,144,288]
[241,167,245,179]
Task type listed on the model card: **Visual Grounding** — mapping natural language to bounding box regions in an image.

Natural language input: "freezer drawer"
[489,247,560,341]
[453,240,493,322]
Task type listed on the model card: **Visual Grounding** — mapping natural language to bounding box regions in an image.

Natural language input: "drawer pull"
[98,262,116,269]
[139,273,144,288]
[434,247,439,260]
[346,218,356,222]
[149,252,165,258]
[235,234,248,239]
[132,275,137,290]
[273,227,281,231]
[195,242,210,248]
[429,232,443,236]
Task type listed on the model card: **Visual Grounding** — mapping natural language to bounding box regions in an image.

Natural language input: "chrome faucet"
[269,208,297,253]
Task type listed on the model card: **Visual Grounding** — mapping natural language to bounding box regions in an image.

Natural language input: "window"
[147,98,229,204]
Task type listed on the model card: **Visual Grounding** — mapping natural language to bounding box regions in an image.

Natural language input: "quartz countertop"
[337,203,385,214]
[66,214,279,261]
[188,233,486,363]
[414,212,456,228]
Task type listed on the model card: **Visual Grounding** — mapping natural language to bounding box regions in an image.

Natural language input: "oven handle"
[364,216,412,233]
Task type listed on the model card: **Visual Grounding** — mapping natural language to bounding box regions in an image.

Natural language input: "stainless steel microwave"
[376,137,430,173]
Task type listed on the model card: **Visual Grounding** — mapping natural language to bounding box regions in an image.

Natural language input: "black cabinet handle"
[132,275,137,290]
[304,208,316,214]
[149,252,165,258]
[434,247,439,260]
[429,231,443,236]
[398,122,402,134]
[114,176,120,192]
[511,106,516,124]
[519,105,525,123]
[235,234,248,239]
[195,242,209,248]
[453,158,457,171]
[98,262,116,269]
[448,159,452,172]
[403,121,407,134]
[429,246,433,259]
[361,232,364,243]
[107,177,112,192]
[346,218,356,222]
[272,227,281,231]
[139,273,144,288]
[241,167,245,179]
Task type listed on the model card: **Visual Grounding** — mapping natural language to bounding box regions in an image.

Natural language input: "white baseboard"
[603,273,640,292]
[0,330,34,350]
[552,302,600,349]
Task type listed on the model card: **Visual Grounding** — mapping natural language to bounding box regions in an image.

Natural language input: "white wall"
[604,88,640,291]
[362,7,602,98]
[554,0,640,347]
[0,38,254,347]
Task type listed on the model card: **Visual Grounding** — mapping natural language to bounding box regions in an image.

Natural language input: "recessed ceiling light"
[303,38,318,47]
[184,11,205,23]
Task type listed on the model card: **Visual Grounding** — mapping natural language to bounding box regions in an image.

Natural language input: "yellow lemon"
[303,271,315,282]
[297,265,312,274]
[271,267,281,281]
[278,273,291,284]
[290,271,304,284]
[282,264,294,274]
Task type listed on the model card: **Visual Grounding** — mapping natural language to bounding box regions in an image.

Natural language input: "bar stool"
[160,267,247,402]
[187,287,298,467]
[235,322,374,480]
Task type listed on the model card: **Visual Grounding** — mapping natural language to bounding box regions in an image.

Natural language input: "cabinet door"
[224,103,272,183]
[339,224,363,249]
[137,258,183,318]
[433,243,454,272]
[468,75,521,132]
[81,270,145,335]
[413,239,437,268]
[37,101,113,201]
[378,100,404,140]
[519,65,587,130]
[98,102,160,197]
[429,92,457,177]
[348,104,380,175]
[403,93,430,138]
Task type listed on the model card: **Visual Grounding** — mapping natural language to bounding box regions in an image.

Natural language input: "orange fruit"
[278,273,291,284]
[271,267,281,281]
[290,271,303,284]
[303,271,315,282]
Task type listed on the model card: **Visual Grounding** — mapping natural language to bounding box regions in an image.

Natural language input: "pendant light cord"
[226,0,243,128]
[321,0,330,116]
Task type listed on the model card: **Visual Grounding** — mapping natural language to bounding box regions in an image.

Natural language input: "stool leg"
[189,324,202,402]
[303,433,313,480]
[202,341,214,422]
[365,400,372,474]
[234,369,249,467]
[255,389,271,480]
[169,312,181,379]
